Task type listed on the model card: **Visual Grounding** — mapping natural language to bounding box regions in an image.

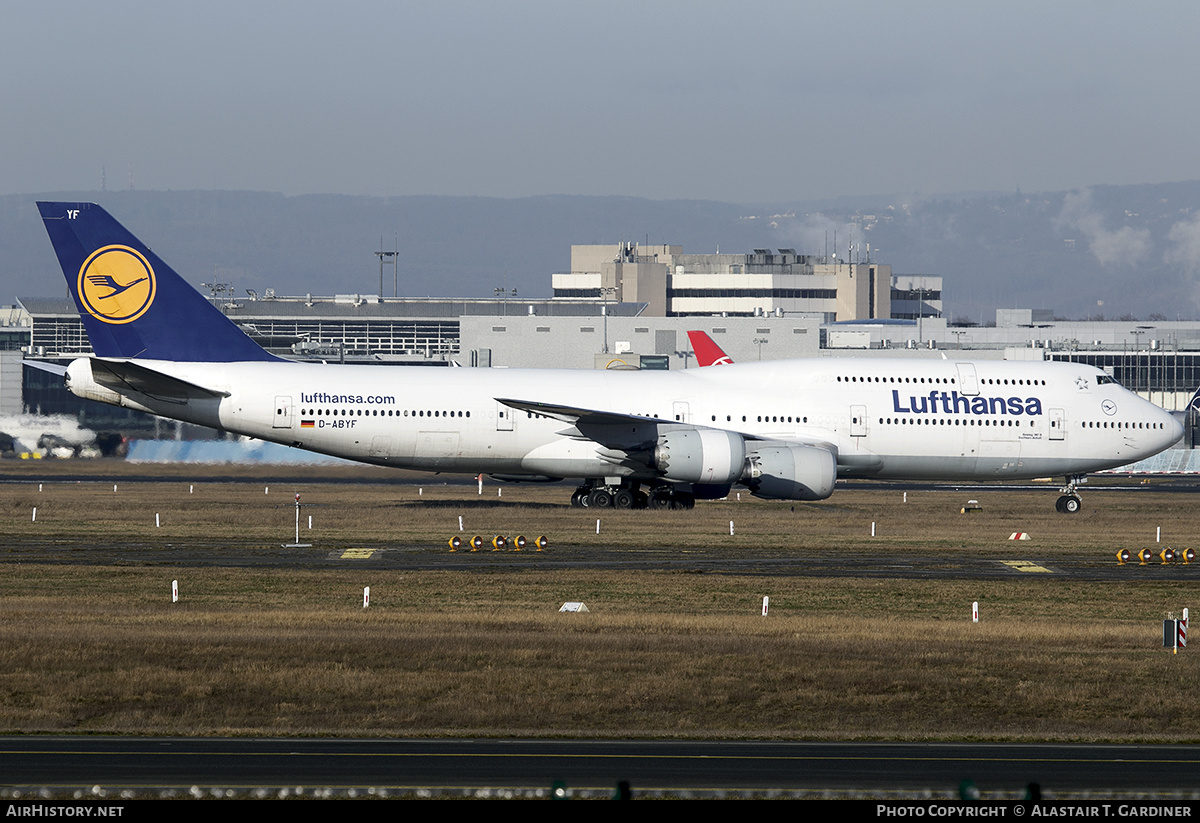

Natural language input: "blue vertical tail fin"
[38,202,277,362]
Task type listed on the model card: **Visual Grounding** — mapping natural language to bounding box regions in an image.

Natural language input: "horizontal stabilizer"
[89,359,229,403]
[22,360,68,377]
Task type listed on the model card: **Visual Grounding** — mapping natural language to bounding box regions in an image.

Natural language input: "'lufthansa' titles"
[892,389,1043,416]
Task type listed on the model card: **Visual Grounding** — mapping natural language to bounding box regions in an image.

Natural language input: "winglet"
[38,202,276,362]
[687,330,734,366]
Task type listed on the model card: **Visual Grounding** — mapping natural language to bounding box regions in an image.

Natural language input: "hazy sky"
[5,1,1199,203]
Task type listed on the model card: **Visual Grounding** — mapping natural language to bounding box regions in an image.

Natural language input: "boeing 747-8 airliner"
[37,202,1182,511]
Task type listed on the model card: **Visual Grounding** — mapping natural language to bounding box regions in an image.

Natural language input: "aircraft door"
[1049,408,1065,441]
[850,404,867,437]
[495,401,514,431]
[955,363,980,396]
[673,401,691,423]
[273,395,293,429]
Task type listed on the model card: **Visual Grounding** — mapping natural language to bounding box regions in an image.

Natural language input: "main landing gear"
[1055,475,1084,514]
[570,482,695,510]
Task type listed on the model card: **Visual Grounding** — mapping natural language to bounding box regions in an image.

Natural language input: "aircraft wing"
[496,396,872,474]
[496,397,668,450]
[23,360,68,377]
[496,397,662,428]
[495,396,842,450]
[87,359,230,404]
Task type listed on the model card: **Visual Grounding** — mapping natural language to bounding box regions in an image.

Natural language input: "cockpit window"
[1097,375,1117,386]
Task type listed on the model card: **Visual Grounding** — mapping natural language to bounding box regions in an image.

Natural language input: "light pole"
[1130,329,1146,396]
[376,248,397,297]
[916,285,924,345]
[494,286,517,317]
[599,286,617,353]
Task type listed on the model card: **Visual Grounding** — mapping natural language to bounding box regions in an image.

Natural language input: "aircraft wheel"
[1063,495,1082,514]
[1055,496,1065,513]
[672,493,695,510]
[589,488,614,509]
[648,491,672,510]
[570,489,586,507]
[613,489,635,509]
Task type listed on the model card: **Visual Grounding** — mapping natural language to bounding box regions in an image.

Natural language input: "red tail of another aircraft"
[687,330,733,366]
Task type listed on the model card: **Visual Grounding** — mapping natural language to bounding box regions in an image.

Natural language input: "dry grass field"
[0,460,1197,741]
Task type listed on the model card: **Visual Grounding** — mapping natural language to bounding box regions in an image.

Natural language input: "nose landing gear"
[1055,494,1082,513]
[1055,475,1085,514]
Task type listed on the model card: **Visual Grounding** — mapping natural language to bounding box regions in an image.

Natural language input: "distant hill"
[5,183,1200,322]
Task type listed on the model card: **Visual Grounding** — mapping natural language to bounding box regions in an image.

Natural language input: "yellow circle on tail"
[77,245,156,324]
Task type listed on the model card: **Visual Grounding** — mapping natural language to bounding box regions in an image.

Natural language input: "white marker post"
[871,521,876,537]
[973,602,979,623]
[155,513,160,528]
[1157,527,1162,544]
[478,474,483,495]
[761,596,769,617]
[363,587,370,609]
[596,519,601,535]
[172,579,178,604]
[31,507,36,522]
[283,493,312,548]
[730,521,735,536]
[458,515,464,532]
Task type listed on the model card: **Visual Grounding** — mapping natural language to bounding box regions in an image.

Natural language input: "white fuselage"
[90,356,1183,484]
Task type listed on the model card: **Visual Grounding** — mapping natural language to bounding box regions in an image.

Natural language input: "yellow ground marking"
[1000,560,1053,573]
[340,549,376,559]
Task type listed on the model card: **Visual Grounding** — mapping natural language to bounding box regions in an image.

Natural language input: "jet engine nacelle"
[745,444,837,501]
[66,359,127,407]
[654,429,746,485]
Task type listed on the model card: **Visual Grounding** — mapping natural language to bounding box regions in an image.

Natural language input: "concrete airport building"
[551,242,905,322]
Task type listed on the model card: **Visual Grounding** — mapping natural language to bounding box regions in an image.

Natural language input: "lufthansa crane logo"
[77,245,156,324]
